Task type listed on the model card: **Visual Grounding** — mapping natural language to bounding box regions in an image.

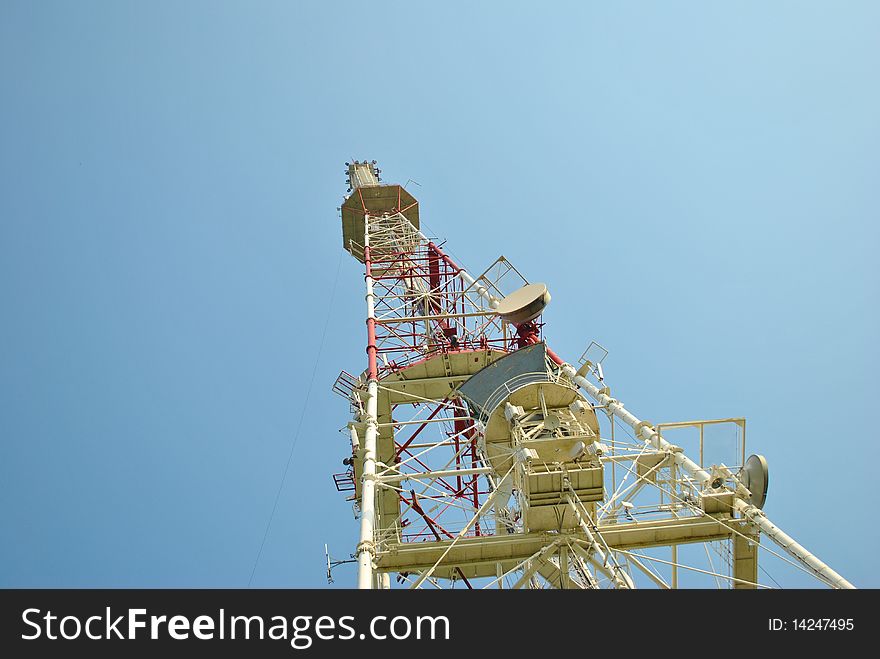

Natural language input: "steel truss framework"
[332,164,854,590]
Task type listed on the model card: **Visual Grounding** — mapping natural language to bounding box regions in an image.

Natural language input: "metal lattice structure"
[330,161,854,590]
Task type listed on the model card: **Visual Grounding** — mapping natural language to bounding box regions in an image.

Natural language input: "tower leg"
[671,544,678,589]
[733,524,759,589]
[376,572,390,589]
[356,216,380,589]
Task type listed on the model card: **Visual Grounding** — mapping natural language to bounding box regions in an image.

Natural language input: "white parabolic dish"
[494,283,551,324]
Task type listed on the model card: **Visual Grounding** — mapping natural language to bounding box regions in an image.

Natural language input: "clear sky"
[1,1,877,588]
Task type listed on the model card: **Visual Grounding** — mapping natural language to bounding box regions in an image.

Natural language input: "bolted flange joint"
[356,540,376,557]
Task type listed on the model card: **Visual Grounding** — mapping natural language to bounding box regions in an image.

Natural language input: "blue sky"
[1,1,877,588]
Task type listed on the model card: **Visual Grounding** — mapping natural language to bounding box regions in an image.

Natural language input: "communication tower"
[330,161,854,589]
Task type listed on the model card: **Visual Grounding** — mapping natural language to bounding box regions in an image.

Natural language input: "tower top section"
[340,160,420,263]
[346,160,381,190]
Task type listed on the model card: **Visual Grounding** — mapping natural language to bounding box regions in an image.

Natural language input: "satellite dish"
[494,283,551,324]
[740,454,769,509]
[544,412,561,431]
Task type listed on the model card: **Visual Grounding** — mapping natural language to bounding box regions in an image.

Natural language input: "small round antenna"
[544,412,561,431]
[740,454,769,509]
[494,283,551,324]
